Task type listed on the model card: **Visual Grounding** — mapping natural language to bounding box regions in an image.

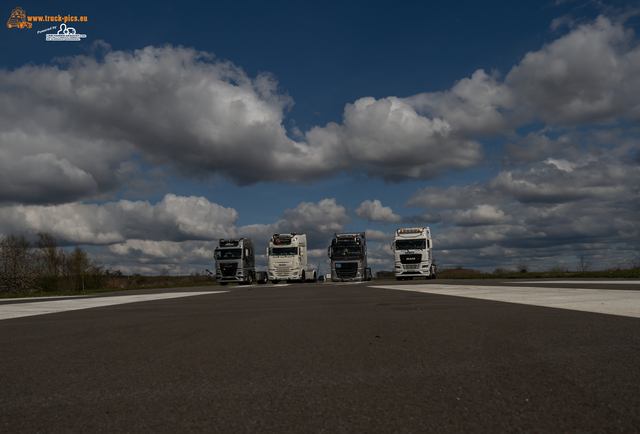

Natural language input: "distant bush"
[189,270,210,283]
[438,267,486,277]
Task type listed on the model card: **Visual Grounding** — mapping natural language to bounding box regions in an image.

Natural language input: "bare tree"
[34,232,61,291]
[631,253,640,270]
[0,232,105,294]
[58,247,92,291]
[577,255,594,272]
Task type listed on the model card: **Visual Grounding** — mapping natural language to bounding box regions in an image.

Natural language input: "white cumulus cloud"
[355,200,402,224]
[0,194,238,245]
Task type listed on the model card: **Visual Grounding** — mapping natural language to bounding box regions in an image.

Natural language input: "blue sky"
[2,0,640,275]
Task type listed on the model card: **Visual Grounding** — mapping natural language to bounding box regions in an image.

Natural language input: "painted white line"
[0,292,226,321]
[0,295,92,303]
[512,280,640,285]
[372,284,640,319]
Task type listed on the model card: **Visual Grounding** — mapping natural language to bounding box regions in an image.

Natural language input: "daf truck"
[214,238,268,285]
[328,232,372,282]
[267,232,317,283]
[391,227,436,280]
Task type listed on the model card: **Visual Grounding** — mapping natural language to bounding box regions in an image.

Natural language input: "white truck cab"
[391,227,436,280]
[267,233,317,283]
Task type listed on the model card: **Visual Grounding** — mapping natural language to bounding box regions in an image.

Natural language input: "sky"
[1,0,640,275]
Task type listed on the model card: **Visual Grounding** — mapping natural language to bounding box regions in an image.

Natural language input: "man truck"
[328,232,372,282]
[214,238,268,285]
[267,233,317,283]
[391,227,436,280]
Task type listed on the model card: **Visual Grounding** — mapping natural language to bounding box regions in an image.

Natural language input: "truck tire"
[240,274,253,285]
[300,271,305,283]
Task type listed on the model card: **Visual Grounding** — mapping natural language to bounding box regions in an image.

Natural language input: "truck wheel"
[300,271,305,283]
[247,274,253,285]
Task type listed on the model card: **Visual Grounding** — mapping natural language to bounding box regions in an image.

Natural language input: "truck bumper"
[331,277,364,282]
[217,276,247,283]
[397,270,431,276]
[269,270,301,281]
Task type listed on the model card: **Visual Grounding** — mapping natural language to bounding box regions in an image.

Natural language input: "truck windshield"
[330,245,362,259]
[215,249,242,259]
[396,239,426,250]
[269,247,298,256]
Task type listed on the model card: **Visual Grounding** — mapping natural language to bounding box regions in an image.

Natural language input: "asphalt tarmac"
[1,279,639,432]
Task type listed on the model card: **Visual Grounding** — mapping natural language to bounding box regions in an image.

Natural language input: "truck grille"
[220,262,237,277]
[335,262,358,278]
[400,254,422,264]
[403,264,420,270]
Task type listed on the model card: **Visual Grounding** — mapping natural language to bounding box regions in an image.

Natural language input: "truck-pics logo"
[7,7,88,41]
[6,7,31,28]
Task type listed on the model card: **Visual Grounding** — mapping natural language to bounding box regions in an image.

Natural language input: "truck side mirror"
[327,247,330,257]
[266,247,269,256]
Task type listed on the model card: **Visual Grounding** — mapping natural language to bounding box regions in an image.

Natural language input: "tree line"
[0,233,105,295]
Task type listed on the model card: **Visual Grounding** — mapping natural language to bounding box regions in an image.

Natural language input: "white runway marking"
[0,292,225,321]
[373,284,640,319]
[513,280,640,285]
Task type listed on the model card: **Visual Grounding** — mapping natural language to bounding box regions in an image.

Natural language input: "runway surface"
[1,279,639,432]
[376,282,640,318]
[0,292,226,321]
